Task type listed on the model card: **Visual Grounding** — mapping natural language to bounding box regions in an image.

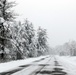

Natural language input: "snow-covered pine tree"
[10,20,36,58]
[0,0,16,60]
[22,20,36,57]
[10,21,24,59]
[36,27,48,56]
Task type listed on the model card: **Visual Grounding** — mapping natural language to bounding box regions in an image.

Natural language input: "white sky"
[11,0,76,47]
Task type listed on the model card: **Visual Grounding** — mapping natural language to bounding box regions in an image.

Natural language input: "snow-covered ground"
[13,56,76,75]
[56,56,76,75]
[0,55,49,73]
[1,55,76,75]
[12,56,76,75]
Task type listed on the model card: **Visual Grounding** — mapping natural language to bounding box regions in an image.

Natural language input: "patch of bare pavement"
[0,56,68,75]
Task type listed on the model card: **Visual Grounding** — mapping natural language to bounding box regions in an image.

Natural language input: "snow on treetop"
[0,17,5,23]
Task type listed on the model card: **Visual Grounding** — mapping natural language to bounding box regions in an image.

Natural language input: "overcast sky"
[11,0,76,47]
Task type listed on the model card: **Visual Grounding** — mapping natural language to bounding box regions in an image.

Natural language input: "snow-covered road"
[0,56,76,75]
[12,56,67,75]
[12,56,53,75]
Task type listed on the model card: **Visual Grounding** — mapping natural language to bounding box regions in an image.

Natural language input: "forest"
[0,0,49,62]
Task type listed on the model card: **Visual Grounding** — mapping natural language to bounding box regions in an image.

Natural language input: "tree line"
[0,0,49,61]
[54,41,76,56]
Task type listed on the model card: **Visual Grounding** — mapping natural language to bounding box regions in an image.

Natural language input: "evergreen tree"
[10,21,23,59]
[37,27,48,56]
[0,0,16,59]
[22,20,36,57]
